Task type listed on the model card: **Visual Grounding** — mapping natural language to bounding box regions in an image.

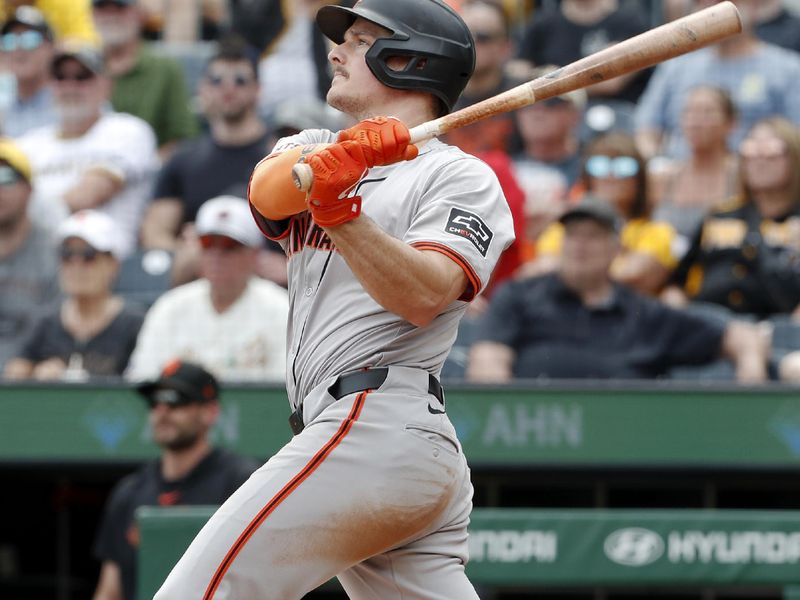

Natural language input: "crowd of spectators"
[1,0,800,388]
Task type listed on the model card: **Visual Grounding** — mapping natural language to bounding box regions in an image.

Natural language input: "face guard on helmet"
[317,0,476,116]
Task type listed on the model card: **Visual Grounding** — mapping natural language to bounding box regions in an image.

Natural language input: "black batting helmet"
[316,0,475,115]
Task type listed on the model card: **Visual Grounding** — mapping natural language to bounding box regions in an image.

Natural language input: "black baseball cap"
[136,359,220,407]
[559,195,621,233]
[1,6,54,39]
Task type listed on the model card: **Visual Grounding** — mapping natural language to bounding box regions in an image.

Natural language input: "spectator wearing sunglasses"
[0,1,98,44]
[92,0,198,160]
[127,195,289,382]
[3,209,144,380]
[17,43,158,258]
[0,6,60,137]
[139,35,284,286]
[0,138,60,372]
[531,132,680,296]
[93,359,259,600]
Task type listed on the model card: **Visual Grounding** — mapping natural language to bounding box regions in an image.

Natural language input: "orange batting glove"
[337,116,419,167]
[305,141,369,228]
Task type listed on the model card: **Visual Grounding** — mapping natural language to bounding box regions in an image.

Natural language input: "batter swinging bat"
[293,0,742,192]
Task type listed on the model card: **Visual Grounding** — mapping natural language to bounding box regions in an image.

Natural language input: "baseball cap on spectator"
[1,5,54,40]
[57,209,124,258]
[0,138,32,182]
[196,195,263,248]
[559,194,621,233]
[136,359,220,407]
[52,41,105,76]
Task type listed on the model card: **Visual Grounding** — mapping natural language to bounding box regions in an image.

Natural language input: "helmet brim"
[316,4,399,45]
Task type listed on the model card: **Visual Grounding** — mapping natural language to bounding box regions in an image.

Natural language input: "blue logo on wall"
[769,402,800,457]
[82,400,138,452]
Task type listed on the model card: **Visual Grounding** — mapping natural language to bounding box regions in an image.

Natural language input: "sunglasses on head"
[53,69,95,82]
[206,72,254,88]
[199,235,244,251]
[146,387,199,409]
[585,155,640,179]
[59,245,108,262]
[1,30,45,52]
[0,165,22,186]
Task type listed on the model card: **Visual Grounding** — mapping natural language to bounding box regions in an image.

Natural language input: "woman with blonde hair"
[664,117,800,318]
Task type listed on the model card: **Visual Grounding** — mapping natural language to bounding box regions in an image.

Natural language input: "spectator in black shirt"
[467,195,768,382]
[515,0,650,104]
[664,117,800,319]
[3,209,143,380]
[754,0,800,54]
[138,35,282,285]
[92,359,260,600]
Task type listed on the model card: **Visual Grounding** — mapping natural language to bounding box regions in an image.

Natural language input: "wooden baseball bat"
[293,0,741,191]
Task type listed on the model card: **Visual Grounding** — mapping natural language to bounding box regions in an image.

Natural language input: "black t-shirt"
[153,132,272,224]
[517,7,650,103]
[477,274,725,379]
[18,304,144,376]
[755,8,800,53]
[93,448,259,600]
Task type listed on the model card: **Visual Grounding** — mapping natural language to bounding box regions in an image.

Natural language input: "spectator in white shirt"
[18,42,158,257]
[126,195,289,382]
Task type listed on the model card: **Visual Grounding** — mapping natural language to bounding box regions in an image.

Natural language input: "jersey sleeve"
[253,129,338,247]
[403,157,515,301]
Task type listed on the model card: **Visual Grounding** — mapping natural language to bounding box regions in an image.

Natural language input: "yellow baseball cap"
[0,138,32,182]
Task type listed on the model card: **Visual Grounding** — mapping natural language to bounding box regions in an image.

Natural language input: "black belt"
[288,368,445,435]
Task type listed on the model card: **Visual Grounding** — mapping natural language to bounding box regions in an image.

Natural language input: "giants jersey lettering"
[267,130,514,407]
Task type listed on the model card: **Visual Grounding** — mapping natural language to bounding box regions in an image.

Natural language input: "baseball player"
[154,1,514,598]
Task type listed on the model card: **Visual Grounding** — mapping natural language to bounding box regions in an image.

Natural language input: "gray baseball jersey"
[153,132,514,600]
[267,130,514,409]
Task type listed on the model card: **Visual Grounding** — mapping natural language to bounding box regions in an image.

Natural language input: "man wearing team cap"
[17,41,158,257]
[155,0,514,598]
[93,359,259,600]
[126,195,289,382]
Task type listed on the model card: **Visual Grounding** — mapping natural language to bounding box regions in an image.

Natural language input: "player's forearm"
[326,216,467,327]
[249,145,325,220]
[64,170,123,211]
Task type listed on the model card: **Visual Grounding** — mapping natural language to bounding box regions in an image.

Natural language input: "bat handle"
[290,120,443,192]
